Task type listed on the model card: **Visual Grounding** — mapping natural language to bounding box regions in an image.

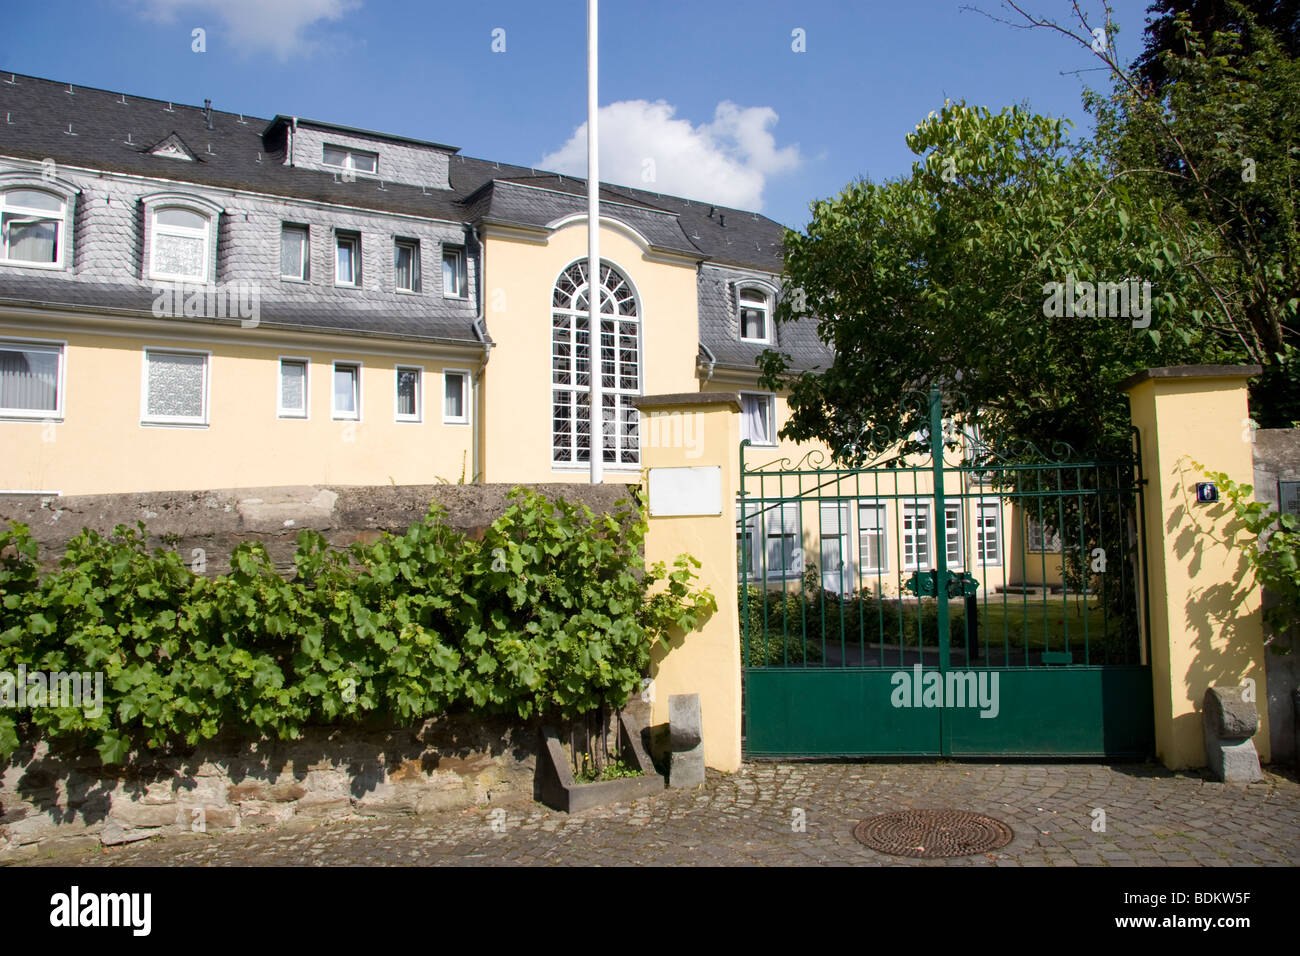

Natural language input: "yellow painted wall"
[1126,370,1269,768]
[479,222,700,485]
[643,398,743,772]
[0,324,475,494]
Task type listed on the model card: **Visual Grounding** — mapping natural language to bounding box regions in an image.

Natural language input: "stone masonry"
[0,715,538,857]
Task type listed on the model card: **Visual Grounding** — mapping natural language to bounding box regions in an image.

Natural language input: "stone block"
[142,781,176,804]
[416,787,472,815]
[668,694,705,789]
[1203,686,1264,783]
[109,800,181,829]
[99,822,155,846]
[184,806,238,830]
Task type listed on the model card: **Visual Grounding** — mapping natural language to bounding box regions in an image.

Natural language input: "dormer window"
[1,188,66,267]
[150,206,211,282]
[739,287,771,343]
[322,144,378,175]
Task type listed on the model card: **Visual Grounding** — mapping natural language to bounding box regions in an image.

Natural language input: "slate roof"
[0,71,829,370]
[0,273,480,345]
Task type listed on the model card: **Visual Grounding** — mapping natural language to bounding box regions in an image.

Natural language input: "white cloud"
[539,99,802,212]
[132,0,360,59]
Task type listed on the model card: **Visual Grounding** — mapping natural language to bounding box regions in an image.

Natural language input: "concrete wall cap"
[629,392,741,411]
[1118,365,1262,393]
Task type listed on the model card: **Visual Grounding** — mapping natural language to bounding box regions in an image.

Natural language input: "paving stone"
[5,761,1296,867]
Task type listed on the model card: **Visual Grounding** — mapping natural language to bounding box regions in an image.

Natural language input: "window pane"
[442,251,461,295]
[280,361,306,414]
[154,233,204,278]
[334,366,358,415]
[323,145,348,167]
[0,346,58,411]
[4,189,62,212]
[395,242,418,291]
[945,506,963,567]
[977,503,1001,563]
[397,368,419,417]
[147,352,205,419]
[281,227,306,278]
[444,373,464,419]
[742,394,772,443]
[4,216,57,262]
[741,307,766,340]
[350,151,377,173]
[156,208,206,230]
[336,239,355,283]
[858,504,885,572]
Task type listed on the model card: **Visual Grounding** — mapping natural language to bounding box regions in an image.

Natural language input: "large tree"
[762,1,1299,460]
[1134,0,1299,91]
[760,101,1224,464]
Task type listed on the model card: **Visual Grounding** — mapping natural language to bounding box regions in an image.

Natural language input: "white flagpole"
[587,0,602,484]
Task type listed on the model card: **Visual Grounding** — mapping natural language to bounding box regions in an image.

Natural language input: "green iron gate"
[740,389,1154,758]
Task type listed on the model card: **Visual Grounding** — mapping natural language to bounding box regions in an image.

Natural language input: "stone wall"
[1,715,539,858]
[0,482,644,856]
[0,482,636,576]
[1252,429,1300,766]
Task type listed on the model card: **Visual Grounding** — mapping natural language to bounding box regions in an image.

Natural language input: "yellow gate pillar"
[631,393,742,772]
[1121,365,1270,769]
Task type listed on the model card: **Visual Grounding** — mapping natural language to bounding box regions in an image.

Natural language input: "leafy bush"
[0,488,715,764]
[1199,465,1298,651]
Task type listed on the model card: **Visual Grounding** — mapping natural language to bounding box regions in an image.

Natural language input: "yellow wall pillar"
[1122,365,1270,768]
[634,393,743,772]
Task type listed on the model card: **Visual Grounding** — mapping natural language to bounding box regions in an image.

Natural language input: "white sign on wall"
[648,466,722,517]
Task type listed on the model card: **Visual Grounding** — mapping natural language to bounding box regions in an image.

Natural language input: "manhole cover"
[853,809,1014,858]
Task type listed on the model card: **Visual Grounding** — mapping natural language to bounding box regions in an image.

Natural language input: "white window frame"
[0,337,66,421]
[857,500,888,574]
[442,245,466,298]
[331,360,362,421]
[739,391,777,446]
[395,238,421,293]
[395,364,423,423]
[1026,514,1063,553]
[738,286,772,344]
[943,502,964,570]
[736,499,803,581]
[975,500,1003,566]
[902,500,932,572]
[277,356,310,419]
[442,368,469,425]
[0,188,68,270]
[149,206,211,283]
[335,232,360,288]
[321,144,378,176]
[140,348,210,427]
[550,258,641,469]
[280,224,309,282]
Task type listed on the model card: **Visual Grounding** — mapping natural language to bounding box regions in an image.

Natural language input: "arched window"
[0,188,66,266]
[738,285,773,343]
[551,259,640,466]
[150,206,211,282]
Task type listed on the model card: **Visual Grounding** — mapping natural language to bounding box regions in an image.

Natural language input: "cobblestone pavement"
[13,761,1300,866]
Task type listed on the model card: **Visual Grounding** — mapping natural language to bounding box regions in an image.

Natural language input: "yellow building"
[0,72,1064,595]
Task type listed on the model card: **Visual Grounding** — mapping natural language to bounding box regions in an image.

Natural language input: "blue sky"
[0,0,1155,228]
